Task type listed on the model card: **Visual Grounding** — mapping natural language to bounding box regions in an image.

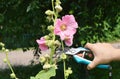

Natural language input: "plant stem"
[50,47,55,64]
[61,41,67,79]
[61,41,64,51]
[52,0,58,23]
[51,0,55,22]
[63,60,67,79]
[52,0,55,14]
[5,52,17,79]
[49,0,57,65]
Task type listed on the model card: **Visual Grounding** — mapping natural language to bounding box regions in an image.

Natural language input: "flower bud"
[44,35,50,40]
[65,72,69,77]
[43,63,51,69]
[45,10,54,16]
[0,42,5,47]
[49,33,54,37]
[56,0,61,5]
[39,56,46,63]
[5,49,9,52]
[68,67,72,74]
[60,53,67,60]
[55,40,61,46]
[46,16,52,22]
[55,5,63,12]
[44,54,50,58]
[52,64,58,69]
[46,40,54,47]
[10,73,16,79]
[3,58,7,63]
[47,25,54,31]
[65,67,73,77]
[2,47,5,51]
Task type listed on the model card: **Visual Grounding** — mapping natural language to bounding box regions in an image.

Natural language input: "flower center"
[60,24,67,31]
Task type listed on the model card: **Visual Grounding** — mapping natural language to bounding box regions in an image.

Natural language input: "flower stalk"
[50,46,55,64]
[0,42,18,79]
[63,60,67,79]
[36,0,78,79]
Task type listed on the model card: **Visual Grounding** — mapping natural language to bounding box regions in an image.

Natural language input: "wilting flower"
[36,37,48,51]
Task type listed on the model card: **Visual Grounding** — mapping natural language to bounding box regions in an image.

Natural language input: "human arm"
[85,43,120,70]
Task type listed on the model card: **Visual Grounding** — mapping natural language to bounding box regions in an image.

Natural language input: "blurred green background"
[0,0,120,79]
[0,0,120,49]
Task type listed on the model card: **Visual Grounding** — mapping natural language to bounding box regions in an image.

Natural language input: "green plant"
[1,0,120,79]
[0,0,120,49]
[0,42,18,79]
[1,0,77,79]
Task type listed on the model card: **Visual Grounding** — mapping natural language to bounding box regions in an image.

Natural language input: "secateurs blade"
[65,47,110,69]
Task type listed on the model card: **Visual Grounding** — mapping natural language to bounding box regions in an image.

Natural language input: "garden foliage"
[0,0,120,49]
[0,1,120,79]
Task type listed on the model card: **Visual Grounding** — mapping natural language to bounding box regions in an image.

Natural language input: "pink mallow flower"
[54,15,78,46]
[54,15,78,37]
[36,37,48,51]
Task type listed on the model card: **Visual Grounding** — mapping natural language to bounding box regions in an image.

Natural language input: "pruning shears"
[64,47,111,69]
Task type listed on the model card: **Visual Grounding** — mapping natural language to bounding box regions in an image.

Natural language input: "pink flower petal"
[59,32,66,40]
[62,15,78,28]
[36,37,45,44]
[64,28,76,35]
[36,37,48,51]
[54,19,63,35]
[39,44,48,51]
[65,35,73,46]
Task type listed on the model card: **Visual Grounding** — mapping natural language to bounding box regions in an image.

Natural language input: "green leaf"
[35,67,56,79]
[0,13,4,23]
[30,76,36,79]
[26,5,31,12]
